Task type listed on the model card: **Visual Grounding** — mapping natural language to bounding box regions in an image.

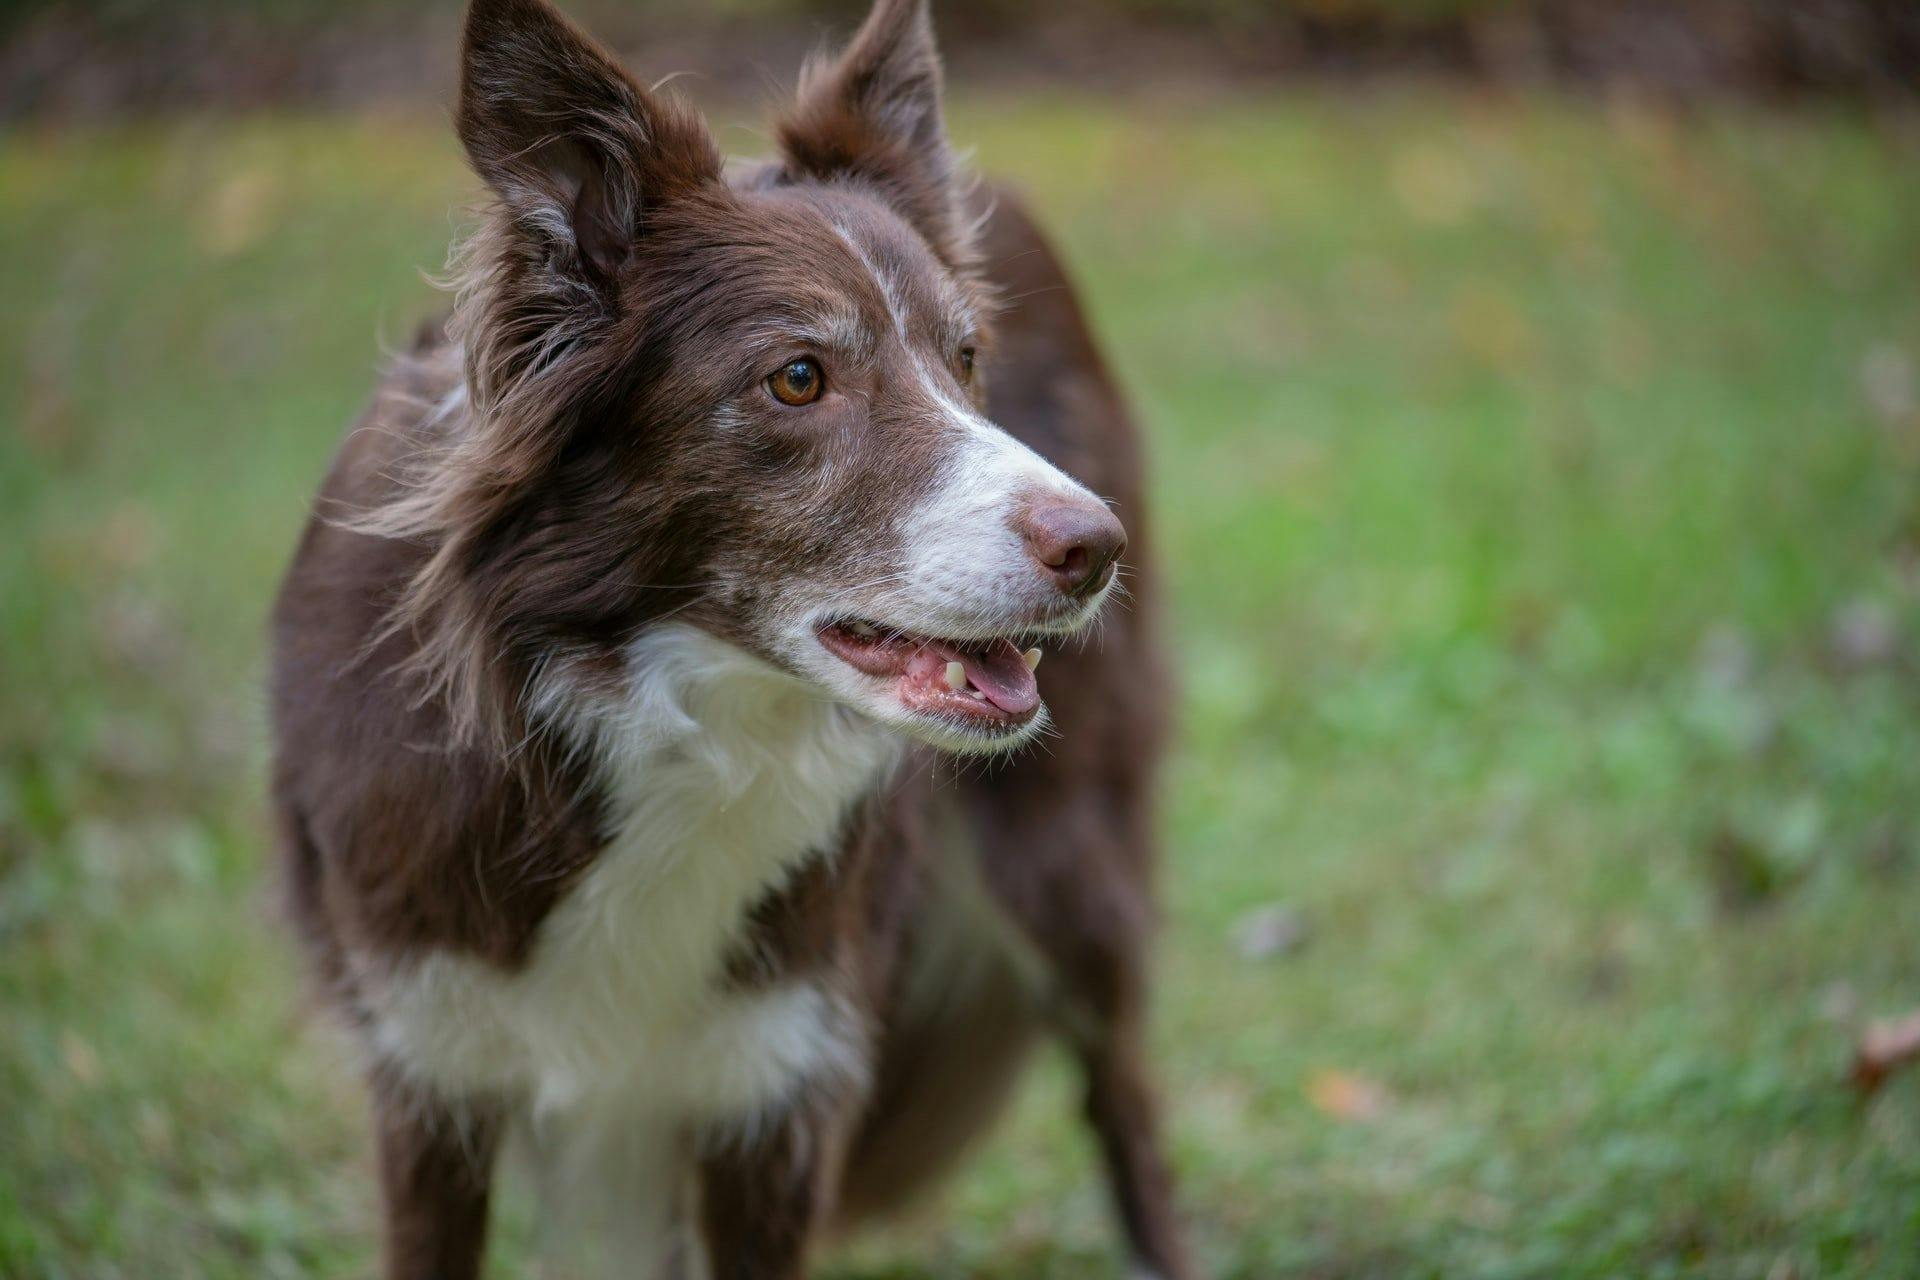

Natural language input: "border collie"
[269,1,1189,1275]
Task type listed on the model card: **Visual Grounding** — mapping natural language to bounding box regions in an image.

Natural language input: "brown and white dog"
[269,1,1188,1275]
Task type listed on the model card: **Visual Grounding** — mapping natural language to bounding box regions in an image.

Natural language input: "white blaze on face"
[828,218,1109,638]
[895,379,1103,637]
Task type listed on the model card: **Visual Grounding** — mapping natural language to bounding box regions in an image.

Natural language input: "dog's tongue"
[943,637,1039,714]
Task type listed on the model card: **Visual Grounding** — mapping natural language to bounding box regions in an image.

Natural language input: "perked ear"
[457,0,722,286]
[776,0,969,264]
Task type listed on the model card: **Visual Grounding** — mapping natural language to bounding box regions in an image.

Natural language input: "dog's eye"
[768,358,824,406]
[957,347,977,384]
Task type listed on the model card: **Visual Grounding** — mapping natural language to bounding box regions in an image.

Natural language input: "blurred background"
[3,1,1919,1276]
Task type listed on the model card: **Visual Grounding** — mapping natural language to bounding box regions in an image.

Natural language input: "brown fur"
[270,1,1191,1275]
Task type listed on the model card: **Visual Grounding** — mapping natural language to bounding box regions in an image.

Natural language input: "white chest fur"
[360,624,899,1125]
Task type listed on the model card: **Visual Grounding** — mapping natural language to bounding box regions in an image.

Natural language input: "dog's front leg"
[368,1071,502,1280]
[695,1091,851,1280]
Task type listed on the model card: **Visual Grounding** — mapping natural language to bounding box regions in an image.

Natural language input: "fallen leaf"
[1851,1010,1920,1097]
[1307,1069,1389,1122]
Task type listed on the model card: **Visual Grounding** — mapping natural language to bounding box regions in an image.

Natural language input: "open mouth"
[817,619,1043,733]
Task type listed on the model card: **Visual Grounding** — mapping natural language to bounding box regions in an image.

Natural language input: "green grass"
[4,93,1920,1278]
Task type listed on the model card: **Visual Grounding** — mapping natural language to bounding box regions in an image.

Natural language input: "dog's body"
[269,2,1188,1275]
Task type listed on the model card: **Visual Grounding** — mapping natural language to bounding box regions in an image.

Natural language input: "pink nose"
[1016,500,1127,598]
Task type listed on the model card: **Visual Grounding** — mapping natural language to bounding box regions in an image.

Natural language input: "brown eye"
[768,358,824,406]
[957,347,977,384]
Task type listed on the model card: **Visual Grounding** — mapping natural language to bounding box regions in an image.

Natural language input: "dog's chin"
[873,689,1052,757]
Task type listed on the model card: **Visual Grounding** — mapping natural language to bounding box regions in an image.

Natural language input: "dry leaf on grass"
[1306,1069,1389,1122]
[1851,1010,1920,1097]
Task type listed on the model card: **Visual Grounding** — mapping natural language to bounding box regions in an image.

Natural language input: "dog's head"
[400,0,1124,754]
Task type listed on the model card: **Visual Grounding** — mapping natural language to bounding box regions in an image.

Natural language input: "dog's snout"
[1016,500,1126,598]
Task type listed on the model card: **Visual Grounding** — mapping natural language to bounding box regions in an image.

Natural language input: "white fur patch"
[514,1105,691,1280]
[894,380,1102,638]
[358,624,897,1268]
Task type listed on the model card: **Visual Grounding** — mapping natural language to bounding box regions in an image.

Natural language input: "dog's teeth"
[1023,647,1043,671]
[944,661,967,691]
[847,621,877,638]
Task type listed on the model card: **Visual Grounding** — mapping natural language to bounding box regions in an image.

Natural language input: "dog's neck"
[365,621,896,1112]
[537,621,903,818]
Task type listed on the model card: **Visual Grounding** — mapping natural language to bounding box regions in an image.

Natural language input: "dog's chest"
[363,626,898,1121]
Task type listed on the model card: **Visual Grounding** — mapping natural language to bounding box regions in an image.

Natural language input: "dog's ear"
[458,0,722,287]
[776,0,968,264]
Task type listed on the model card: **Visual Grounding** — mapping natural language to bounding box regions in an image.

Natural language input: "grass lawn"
[2,92,1919,1278]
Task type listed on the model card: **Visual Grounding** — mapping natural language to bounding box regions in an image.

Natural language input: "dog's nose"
[1016,500,1127,598]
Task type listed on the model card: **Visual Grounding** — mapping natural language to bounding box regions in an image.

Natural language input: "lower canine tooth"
[944,661,967,691]
[1023,647,1043,670]
[847,621,876,638]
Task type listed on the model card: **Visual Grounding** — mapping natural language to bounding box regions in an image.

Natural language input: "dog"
[269,1,1189,1275]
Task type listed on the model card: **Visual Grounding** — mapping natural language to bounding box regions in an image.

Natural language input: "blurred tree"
[3,0,1916,122]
